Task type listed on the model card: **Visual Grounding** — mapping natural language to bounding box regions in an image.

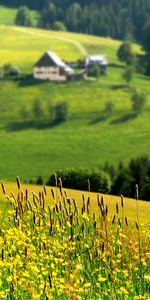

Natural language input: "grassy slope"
[0,181,150,224]
[0,25,150,182]
[0,6,17,25]
[0,6,38,26]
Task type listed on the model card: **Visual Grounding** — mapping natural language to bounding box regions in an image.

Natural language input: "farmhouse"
[34,50,74,81]
[85,55,108,75]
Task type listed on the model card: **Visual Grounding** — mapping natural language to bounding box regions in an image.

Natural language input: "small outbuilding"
[9,67,21,76]
[34,50,74,81]
[85,55,108,75]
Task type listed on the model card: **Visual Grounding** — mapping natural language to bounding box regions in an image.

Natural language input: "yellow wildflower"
[98,275,107,282]
[0,291,6,299]
[144,274,150,281]
[7,275,13,283]
[83,282,91,288]
[119,287,129,295]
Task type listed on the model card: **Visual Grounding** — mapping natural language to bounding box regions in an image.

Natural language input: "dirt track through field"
[12,26,87,56]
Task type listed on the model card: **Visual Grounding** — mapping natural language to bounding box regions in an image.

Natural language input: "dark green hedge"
[46,169,111,193]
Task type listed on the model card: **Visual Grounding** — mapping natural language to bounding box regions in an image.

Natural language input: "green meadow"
[0,25,150,182]
[0,16,150,300]
[0,6,38,26]
[0,6,17,25]
[1,181,150,224]
[0,180,150,299]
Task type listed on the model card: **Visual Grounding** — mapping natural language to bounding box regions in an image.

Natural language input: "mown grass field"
[0,6,17,25]
[0,6,38,26]
[0,180,150,299]
[0,25,150,182]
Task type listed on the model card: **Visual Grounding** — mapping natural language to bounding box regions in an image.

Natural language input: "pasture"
[0,6,38,26]
[0,26,150,182]
[0,10,150,300]
[0,6,17,25]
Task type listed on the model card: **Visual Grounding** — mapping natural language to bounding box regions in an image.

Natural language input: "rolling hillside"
[0,5,38,26]
[0,6,17,25]
[1,181,150,224]
[0,12,150,299]
[0,25,150,182]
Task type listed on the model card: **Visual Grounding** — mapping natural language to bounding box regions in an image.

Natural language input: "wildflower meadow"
[0,179,150,300]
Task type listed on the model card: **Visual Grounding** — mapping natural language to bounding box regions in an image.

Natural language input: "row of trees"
[11,0,150,43]
[35,155,150,201]
[106,156,150,201]
[20,99,69,123]
[46,169,111,194]
[103,91,147,117]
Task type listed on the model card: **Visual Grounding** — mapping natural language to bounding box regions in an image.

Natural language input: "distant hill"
[0,25,150,183]
[0,5,38,26]
[0,0,150,42]
[0,5,17,25]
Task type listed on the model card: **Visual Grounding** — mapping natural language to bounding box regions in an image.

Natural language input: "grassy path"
[12,26,87,56]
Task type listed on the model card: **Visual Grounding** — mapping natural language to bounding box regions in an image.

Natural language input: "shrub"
[140,183,150,201]
[36,176,43,185]
[15,6,33,27]
[104,101,115,115]
[53,102,69,122]
[9,67,21,76]
[47,169,111,193]
[87,64,100,78]
[20,104,30,120]
[52,21,66,31]
[32,98,44,120]
[117,41,136,65]
[2,63,13,76]
[123,65,134,85]
[131,91,147,115]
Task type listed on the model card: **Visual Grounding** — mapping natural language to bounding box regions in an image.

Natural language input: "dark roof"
[35,51,57,67]
[35,50,74,75]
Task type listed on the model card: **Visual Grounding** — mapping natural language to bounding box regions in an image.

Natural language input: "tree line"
[34,155,150,201]
[1,0,150,43]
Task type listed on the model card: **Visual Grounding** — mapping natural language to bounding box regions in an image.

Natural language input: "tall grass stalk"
[0,180,149,299]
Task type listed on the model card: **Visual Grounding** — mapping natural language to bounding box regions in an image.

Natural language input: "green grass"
[0,6,17,25]
[0,25,150,182]
[0,6,38,26]
[0,182,150,299]
[1,181,150,224]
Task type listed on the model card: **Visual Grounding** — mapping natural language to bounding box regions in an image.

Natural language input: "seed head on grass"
[0,182,150,299]
[1,181,6,195]
[112,215,116,224]
[16,176,21,189]
[116,203,119,214]
[121,195,124,207]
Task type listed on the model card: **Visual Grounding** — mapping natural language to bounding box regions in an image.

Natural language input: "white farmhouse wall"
[34,67,67,81]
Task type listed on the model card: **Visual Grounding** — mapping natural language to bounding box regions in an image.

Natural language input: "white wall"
[34,67,67,81]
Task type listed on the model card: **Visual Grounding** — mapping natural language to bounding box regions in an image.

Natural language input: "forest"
[1,0,150,42]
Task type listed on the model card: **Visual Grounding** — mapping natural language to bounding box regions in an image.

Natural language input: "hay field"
[1,181,150,224]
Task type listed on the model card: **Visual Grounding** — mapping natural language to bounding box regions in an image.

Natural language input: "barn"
[34,50,74,81]
[85,55,108,75]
